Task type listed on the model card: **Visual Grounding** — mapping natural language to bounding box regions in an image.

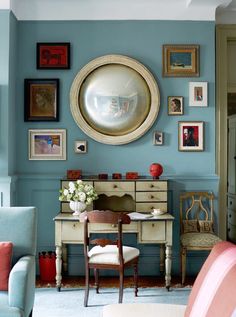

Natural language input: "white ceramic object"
[69,201,86,216]
[151,209,167,216]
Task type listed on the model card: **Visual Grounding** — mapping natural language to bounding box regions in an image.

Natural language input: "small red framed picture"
[178,121,204,152]
[37,43,70,69]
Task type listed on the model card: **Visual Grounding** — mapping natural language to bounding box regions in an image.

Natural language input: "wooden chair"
[180,192,221,285]
[83,210,140,307]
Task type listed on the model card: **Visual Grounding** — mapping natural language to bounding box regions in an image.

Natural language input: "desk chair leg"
[134,262,138,297]
[29,310,33,317]
[84,267,90,307]
[94,268,99,293]
[119,268,124,303]
[181,247,186,285]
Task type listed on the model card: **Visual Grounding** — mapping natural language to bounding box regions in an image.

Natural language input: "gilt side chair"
[180,191,221,285]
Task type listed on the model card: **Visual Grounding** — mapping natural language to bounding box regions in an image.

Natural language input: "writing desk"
[54,212,174,291]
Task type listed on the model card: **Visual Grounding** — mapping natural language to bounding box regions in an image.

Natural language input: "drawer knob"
[152,223,155,228]
[229,214,232,218]
[111,224,117,228]
[73,224,76,228]
[150,184,154,188]
[228,228,231,232]
[150,195,154,199]
[230,201,233,205]
[113,185,118,189]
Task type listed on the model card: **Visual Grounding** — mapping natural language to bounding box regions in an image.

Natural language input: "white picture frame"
[28,129,66,160]
[189,82,208,107]
[74,140,87,153]
[153,131,164,145]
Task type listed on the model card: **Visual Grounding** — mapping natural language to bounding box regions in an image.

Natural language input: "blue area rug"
[33,287,190,317]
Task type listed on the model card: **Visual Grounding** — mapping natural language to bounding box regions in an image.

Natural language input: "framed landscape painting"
[178,121,204,152]
[28,129,66,160]
[163,44,199,77]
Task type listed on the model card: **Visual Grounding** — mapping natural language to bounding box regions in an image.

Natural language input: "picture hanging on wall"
[24,79,59,121]
[162,44,199,77]
[189,82,208,107]
[153,131,164,145]
[74,141,87,153]
[36,42,70,69]
[178,121,204,152]
[28,129,66,160]
[168,96,184,115]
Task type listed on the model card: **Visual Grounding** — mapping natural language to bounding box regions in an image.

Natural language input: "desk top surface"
[54,212,174,222]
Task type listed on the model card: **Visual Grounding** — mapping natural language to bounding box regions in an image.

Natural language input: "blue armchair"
[0,207,37,317]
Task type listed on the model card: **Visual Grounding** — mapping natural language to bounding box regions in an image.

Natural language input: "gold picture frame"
[163,45,199,77]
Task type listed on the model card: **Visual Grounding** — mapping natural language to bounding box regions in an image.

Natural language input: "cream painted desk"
[54,212,174,291]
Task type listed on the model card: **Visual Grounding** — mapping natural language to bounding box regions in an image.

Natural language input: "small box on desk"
[67,170,82,180]
[126,172,139,179]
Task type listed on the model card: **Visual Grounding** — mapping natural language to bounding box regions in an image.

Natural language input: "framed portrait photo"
[168,96,184,115]
[178,121,204,152]
[37,42,70,69]
[189,82,208,107]
[163,44,199,77]
[153,131,164,145]
[24,79,59,121]
[74,141,87,153]
[28,129,66,160]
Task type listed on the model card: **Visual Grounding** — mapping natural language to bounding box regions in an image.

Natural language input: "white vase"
[69,201,86,216]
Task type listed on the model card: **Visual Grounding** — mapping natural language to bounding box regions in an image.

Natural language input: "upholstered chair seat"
[181,233,221,248]
[88,245,140,265]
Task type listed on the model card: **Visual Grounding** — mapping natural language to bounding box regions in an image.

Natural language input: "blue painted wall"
[2,16,219,276]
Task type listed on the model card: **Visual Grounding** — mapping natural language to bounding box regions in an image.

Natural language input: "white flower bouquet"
[59,180,98,205]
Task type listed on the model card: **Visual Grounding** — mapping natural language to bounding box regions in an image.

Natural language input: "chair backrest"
[185,241,236,317]
[0,207,37,263]
[180,192,214,234]
[83,210,131,263]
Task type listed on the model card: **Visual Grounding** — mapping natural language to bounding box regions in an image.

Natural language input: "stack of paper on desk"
[128,212,153,219]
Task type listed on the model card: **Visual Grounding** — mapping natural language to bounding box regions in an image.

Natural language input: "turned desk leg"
[165,245,172,291]
[62,244,68,273]
[56,246,62,291]
[159,244,165,274]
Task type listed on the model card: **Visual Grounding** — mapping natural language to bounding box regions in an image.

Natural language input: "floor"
[36,275,195,289]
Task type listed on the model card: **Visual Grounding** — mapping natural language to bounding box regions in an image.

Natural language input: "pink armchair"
[103,241,236,317]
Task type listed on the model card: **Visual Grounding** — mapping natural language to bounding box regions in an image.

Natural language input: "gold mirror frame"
[70,55,160,145]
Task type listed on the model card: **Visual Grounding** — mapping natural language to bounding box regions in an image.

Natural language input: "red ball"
[149,163,163,179]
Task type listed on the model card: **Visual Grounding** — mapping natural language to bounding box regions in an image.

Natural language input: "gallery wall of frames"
[9,18,217,276]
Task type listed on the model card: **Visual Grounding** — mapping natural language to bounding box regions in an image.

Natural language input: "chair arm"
[8,255,35,316]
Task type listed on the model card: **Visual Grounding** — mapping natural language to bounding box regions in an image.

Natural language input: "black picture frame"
[36,42,70,69]
[24,78,59,121]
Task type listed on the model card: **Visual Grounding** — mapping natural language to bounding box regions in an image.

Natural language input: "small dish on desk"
[151,209,167,216]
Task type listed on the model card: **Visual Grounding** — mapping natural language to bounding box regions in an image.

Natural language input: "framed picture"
[153,131,164,145]
[36,42,70,69]
[74,141,87,153]
[178,121,204,152]
[28,129,66,160]
[162,44,199,77]
[168,96,184,115]
[24,79,59,121]
[189,82,208,107]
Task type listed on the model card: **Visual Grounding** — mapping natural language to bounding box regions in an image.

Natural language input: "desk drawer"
[95,181,134,192]
[139,221,165,243]
[136,181,167,191]
[61,221,83,242]
[136,192,167,202]
[136,202,167,213]
[89,222,138,232]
